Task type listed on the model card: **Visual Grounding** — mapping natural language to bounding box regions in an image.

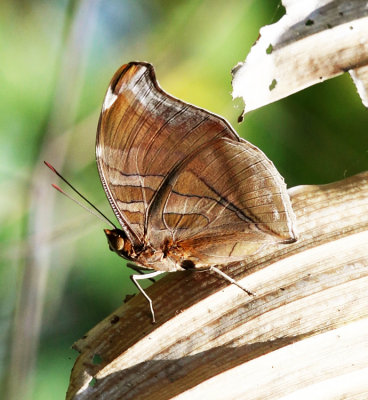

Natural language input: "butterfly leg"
[209,266,255,296]
[130,271,165,323]
[126,263,157,283]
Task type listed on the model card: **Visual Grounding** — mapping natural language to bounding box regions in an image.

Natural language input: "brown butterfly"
[96,61,297,322]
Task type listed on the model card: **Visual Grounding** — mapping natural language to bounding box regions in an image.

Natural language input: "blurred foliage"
[0,0,366,399]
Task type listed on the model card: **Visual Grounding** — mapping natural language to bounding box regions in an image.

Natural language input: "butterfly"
[96,61,297,322]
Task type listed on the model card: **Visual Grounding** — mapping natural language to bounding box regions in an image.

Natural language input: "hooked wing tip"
[109,62,155,95]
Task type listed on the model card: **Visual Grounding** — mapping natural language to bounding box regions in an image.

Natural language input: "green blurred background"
[0,0,366,399]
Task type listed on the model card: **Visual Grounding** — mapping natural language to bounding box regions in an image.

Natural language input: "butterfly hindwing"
[146,136,296,258]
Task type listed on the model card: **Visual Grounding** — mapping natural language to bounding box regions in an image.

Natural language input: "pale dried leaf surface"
[66,171,368,400]
[350,64,368,107]
[232,0,368,114]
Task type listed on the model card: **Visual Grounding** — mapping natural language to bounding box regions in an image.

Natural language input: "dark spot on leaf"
[124,293,136,303]
[269,79,277,91]
[305,19,314,26]
[110,315,120,324]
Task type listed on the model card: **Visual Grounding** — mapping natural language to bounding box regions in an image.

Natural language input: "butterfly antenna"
[45,161,118,229]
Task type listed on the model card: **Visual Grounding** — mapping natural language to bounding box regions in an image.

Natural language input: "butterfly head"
[104,228,136,260]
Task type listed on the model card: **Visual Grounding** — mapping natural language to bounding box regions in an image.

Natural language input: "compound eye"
[115,236,125,251]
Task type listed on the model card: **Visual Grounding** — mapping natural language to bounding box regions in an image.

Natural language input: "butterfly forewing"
[97,62,240,242]
[97,62,297,263]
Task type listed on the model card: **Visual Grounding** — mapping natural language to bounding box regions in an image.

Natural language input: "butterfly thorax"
[104,228,190,272]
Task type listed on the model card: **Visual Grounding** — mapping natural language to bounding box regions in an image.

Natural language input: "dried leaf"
[232,0,368,114]
[67,172,368,400]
